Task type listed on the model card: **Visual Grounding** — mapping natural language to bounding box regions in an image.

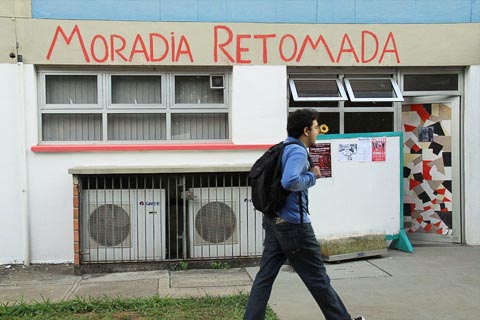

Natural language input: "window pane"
[404,74,458,91]
[291,79,343,98]
[42,114,102,141]
[316,112,340,134]
[346,79,399,99]
[111,75,162,104]
[107,113,166,140]
[288,112,339,134]
[175,76,224,104]
[171,113,228,140]
[344,112,393,133]
[344,101,393,108]
[289,100,339,108]
[46,75,97,104]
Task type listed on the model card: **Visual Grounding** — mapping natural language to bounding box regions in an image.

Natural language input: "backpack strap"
[298,192,304,225]
[302,149,314,224]
[305,153,312,217]
[284,141,313,225]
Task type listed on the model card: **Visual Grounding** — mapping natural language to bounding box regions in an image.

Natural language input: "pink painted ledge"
[31,143,273,153]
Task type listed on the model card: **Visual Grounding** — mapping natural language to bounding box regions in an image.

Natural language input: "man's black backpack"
[249,141,304,217]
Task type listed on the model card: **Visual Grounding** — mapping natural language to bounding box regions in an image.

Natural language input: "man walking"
[244,109,364,320]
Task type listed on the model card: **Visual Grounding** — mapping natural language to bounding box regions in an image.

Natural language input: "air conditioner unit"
[210,75,225,89]
[188,187,263,258]
[81,189,166,262]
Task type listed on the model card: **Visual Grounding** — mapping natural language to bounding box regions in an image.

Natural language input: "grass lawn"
[0,294,278,319]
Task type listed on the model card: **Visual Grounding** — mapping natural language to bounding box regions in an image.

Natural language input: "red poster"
[309,143,332,178]
[372,138,386,161]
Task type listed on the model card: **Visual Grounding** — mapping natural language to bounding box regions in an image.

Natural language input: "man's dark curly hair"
[287,109,319,138]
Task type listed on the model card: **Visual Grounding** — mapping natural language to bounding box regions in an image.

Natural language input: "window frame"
[37,69,231,144]
[288,70,401,134]
[107,72,167,110]
[344,77,404,102]
[41,112,104,142]
[399,69,463,96]
[40,71,103,110]
[288,78,348,102]
[171,73,228,109]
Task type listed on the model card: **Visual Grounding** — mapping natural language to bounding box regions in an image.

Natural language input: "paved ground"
[1,245,480,320]
[256,245,480,320]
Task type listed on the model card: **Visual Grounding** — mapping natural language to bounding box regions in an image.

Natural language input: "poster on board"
[337,138,387,162]
[372,137,387,161]
[309,143,332,178]
[310,134,401,238]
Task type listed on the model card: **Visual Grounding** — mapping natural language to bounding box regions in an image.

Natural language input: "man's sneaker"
[353,317,366,320]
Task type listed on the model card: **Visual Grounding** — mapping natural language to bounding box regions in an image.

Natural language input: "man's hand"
[310,166,321,179]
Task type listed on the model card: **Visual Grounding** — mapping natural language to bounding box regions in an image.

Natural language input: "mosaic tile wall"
[402,103,452,235]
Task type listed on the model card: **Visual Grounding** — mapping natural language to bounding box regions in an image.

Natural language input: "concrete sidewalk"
[258,245,480,320]
[1,245,480,320]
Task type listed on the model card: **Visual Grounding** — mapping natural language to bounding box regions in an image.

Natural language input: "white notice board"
[308,132,403,239]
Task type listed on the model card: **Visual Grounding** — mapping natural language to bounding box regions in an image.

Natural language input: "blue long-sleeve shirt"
[278,137,316,224]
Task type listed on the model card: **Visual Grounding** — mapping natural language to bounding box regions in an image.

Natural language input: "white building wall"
[0,64,24,264]
[232,66,287,144]
[19,65,289,263]
[26,151,263,263]
[464,65,480,245]
[2,64,479,264]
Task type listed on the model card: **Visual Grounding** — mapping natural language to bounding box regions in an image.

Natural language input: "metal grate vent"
[78,172,262,263]
[195,202,236,244]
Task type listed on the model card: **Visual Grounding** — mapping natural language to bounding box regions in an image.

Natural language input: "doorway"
[401,96,461,243]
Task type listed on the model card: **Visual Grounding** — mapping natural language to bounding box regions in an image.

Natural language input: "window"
[288,73,399,134]
[174,75,224,105]
[403,74,458,92]
[42,114,102,141]
[344,78,403,102]
[111,75,163,105]
[46,74,99,106]
[344,112,394,133]
[316,112,340,134]
[288,79,347,101]
[39,71,230,142]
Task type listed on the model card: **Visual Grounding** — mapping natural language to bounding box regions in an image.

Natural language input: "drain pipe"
[17,57,31,266]
[11,2,31,266]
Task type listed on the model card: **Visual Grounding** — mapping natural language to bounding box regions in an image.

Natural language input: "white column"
[464,65,480,245]
[0,64,24,264]
[231,65,287,144]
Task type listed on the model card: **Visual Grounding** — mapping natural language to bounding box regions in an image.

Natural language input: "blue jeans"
[244,216,351,320]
